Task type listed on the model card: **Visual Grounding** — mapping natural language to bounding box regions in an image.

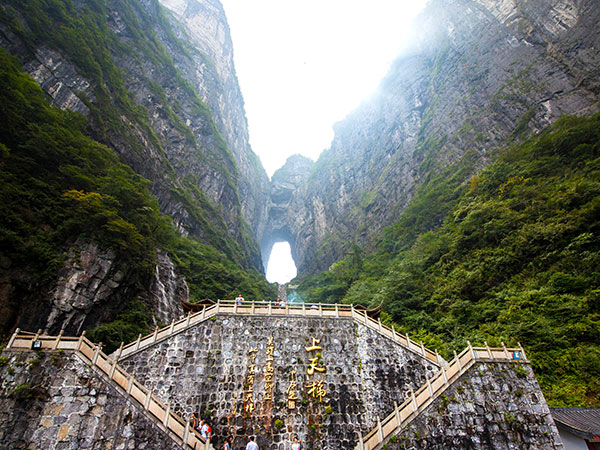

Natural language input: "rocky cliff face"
[0,0,270,337]
[283,0,600,275]
[0,0,268,270]
[259,154,314,270]
[159,0,270,241]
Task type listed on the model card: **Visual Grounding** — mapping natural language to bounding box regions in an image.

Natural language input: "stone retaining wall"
[387,361,563,450]
[120,314,439,450]
[0,350,182,449]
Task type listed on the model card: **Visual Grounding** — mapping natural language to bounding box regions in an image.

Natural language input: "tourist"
[235,293,245,305]
[291,436,301,450]
[246,436,258,450]
[224,436,233,450]
[199,420,208,439]
[190,413,198,430]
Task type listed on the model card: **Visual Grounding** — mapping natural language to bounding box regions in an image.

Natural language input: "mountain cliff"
[284,0,600,275]
[0,0,274,342]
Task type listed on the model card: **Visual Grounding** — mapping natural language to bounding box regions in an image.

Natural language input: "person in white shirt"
[291,437,301,450]
[246,436,258,450]
[200,420,208,440]
[235,294,244,305]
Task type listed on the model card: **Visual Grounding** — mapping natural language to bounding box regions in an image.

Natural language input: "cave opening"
[265,241,297,284]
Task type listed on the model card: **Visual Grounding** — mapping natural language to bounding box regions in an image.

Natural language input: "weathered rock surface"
[0,0,268,271]
[259,155,314,270]
[0,350,182,449]
[0,240,186,337]
[147,249,187,326]
[281,0,600,275]
[159,0,271,240]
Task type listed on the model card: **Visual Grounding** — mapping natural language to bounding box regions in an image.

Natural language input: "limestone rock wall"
[119,314,439,450]
[0,350,182,450]
[1,238,186,338]
[388,361,563,450]
[282,0,600,275]
[0,0,268,271]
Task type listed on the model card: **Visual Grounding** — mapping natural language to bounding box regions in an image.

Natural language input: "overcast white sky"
[219,0,427,283]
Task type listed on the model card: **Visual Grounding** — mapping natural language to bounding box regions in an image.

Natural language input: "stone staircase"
[354,342,528,450]
[6,329,215,450]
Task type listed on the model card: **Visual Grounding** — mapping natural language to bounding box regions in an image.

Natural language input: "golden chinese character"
[286,370,298,409]
[306,380,327,402]
[305,337,322,352]
[307,356,326,375]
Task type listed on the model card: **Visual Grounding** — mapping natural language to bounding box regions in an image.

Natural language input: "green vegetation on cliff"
[299,113,600,406]
[0,48,274,348]
[0,0,259,269]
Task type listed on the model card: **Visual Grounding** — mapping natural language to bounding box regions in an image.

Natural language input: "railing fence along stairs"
[115,300,443,367]
[4,300,452,449]
[355,342,529,450]
[5,329,214,450]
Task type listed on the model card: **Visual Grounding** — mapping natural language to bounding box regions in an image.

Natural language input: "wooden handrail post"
[286,302,290,316]
[426,376,433,396]
[377,417,384,441]
[127,374,134,394]
[501,342,510,359]
[518,342,528,361]
[484,341,493,359]
[319,304,323,317]
[186,312,192,327]
[435,349,443,366]
[169,320,175,335]
[251,300,255,314]
[135,333,142,351]
[92,344,100,366]
[335,304,339,317]
[441,366,448,385]
[420,341,426,357]
[109,356,118,378]
[33,329,42,342]
[363,310,368,324]
[358,434,365,450]
[454,350,462,372]
[410,388,418,412]
[467,341,476,360]
[77,331,86,351]
[184,419,190,445]
[53,329,64,350]
[216,299,220,314]
[394,401,401,426]
[202,305,206,320]
[6,328,20,349]
[378,318,383,332]
[116,342,124,361]
[153,326,159,343]
[144,389,152,410]
[302,303,306,315]
[268,302,272,315]
[163,401,171,427]
[234,301,238,314]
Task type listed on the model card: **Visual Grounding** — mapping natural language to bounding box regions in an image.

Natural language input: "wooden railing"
[116,300,442,366]
[5,329,212,450]
[356,342,528,450]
